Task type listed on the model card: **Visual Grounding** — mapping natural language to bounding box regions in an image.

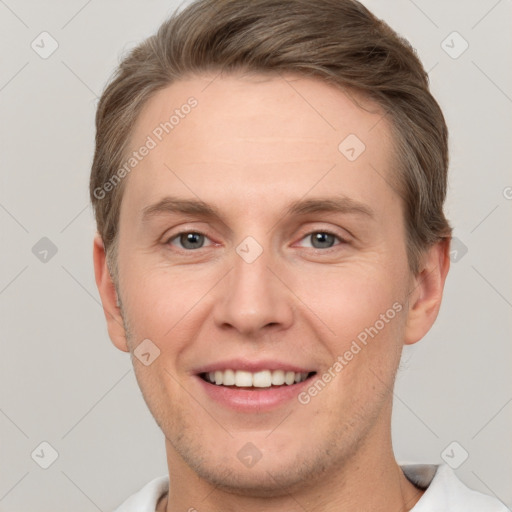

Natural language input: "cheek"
[294,261,408,405]
[294,261,407,343]
[121,262,194,326]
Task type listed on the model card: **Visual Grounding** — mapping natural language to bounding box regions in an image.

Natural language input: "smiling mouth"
[199,369,317,389]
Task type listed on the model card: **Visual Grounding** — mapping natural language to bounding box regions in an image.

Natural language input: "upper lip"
[193,359,315,375]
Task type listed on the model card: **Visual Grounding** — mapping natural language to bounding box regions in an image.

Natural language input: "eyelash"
[165,229,348,252]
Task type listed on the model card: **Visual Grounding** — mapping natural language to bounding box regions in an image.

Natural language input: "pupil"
[181,232,203,249]
[312,232,334,249]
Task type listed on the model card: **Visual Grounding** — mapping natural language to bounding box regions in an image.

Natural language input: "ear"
[404,238,451,345]
[93,234,129,352]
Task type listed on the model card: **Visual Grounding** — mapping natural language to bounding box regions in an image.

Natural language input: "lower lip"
[195,375,313,412]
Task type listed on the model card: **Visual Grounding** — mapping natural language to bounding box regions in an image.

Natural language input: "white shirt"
[111,464,509,512]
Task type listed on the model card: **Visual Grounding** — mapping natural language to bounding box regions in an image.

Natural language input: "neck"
[160,416,424,512]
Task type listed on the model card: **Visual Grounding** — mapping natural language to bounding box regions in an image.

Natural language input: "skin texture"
[94,73,450,511]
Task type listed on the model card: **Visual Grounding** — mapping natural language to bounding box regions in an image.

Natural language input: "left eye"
[167,232,213,250]
[297,231,343,249]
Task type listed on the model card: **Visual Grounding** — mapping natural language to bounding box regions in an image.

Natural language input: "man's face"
[113,74,414,493]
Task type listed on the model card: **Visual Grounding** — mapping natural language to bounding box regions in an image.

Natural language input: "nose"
[212,242,294,337]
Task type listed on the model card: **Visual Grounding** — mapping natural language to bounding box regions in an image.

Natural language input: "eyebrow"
[141,195,375,224]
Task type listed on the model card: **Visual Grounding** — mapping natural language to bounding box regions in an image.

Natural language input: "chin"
[191,458,314,498]
[173,430,347,498]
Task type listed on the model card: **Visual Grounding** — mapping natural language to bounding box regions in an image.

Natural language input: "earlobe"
[403,238,451,345]
[93,235,129,352]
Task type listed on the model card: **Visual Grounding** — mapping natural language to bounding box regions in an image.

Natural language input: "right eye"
[166,231,214,250]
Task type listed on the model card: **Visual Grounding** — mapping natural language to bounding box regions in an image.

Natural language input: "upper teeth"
[205,369,310,388]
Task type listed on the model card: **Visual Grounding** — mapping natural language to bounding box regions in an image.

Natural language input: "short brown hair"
[90,0,451,275]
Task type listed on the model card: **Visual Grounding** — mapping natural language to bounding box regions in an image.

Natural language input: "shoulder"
[402,464,509,512]
[109,467,509,512]
[111,475,169,512]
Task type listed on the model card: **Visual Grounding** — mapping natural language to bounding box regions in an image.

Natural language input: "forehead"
[121,73,398,220]
[132,72,390,153]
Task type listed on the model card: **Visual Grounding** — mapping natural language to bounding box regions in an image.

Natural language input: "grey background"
[1,0,511,510]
